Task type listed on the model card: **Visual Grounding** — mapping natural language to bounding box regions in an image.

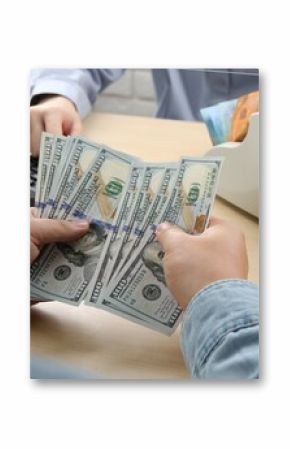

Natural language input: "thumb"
[31,218,89,245]
[155,222,188,253]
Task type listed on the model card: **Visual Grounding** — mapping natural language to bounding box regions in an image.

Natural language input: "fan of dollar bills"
[30,133,222,335]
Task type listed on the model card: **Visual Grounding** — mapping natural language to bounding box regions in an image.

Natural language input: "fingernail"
[72,220,89,229]
[156,222,172,233]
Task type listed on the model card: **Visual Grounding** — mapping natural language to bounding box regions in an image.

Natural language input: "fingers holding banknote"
[30,210,89,263]
[30,95,82,156]
[155,217,248,310]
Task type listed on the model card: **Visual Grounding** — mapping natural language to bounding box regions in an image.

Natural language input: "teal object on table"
[200,98,238,145]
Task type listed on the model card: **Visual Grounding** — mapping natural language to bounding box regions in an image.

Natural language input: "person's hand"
[30,95,82,156]
[155,217,248,310]
[30,211,89,263]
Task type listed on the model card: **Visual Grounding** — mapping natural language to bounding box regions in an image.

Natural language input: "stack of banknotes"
[31,133,222,335]
[200,91,259,145]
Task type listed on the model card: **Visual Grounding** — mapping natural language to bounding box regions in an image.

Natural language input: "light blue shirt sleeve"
[30,69,258,122]
[30,69,125,118]
[181,279,259,380]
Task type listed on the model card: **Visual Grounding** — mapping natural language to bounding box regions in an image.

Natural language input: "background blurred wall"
[93,69,157,117]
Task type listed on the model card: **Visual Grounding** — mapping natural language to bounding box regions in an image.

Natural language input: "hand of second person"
[155,217,248,310]
[30,95,82,156]
[30,210,89,263]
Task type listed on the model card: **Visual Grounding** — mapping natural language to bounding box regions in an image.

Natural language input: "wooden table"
[31,113,259,379]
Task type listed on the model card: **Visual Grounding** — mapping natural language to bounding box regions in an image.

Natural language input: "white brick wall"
[93,69,156,117]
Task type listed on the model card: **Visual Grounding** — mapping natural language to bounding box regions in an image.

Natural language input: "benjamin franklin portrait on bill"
[142,241,166,285]
[56,223,108,281]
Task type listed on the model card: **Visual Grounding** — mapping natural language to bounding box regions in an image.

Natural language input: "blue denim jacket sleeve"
[181,279,259,380]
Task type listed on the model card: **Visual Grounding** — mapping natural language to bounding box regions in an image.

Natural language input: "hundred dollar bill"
[58,150,110,220]
[165,157,223,233]
[87,164,178,308]
[40,135,68,218]
[45,136,77,217]
[67,148,137,223]
[53,140,140,219]
[34,133,55,216]
[109,163,176,281]
[30,150,133,305]
[118,163,178,272]
[97,158,222,335]
[51,137,102,218]
[85,164,145,303]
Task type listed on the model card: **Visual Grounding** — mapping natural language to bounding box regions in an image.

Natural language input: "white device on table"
[206,112,259,217]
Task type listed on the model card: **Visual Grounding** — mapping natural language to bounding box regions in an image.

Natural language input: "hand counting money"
[31,132,223,335]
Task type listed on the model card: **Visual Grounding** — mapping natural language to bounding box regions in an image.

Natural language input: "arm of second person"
[30,69,125,118]
[181,279,259,379]
[155,218,259,380]
[30,69,125,155]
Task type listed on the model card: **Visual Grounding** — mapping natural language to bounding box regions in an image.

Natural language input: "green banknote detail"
[30,148,134,305]
[35,133,55,216]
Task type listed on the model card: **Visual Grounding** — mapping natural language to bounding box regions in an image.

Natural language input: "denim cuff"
[181,279,259,378]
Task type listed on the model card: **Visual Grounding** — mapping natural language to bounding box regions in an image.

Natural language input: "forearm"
[30,69,125,118]
[181,279,259,380]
